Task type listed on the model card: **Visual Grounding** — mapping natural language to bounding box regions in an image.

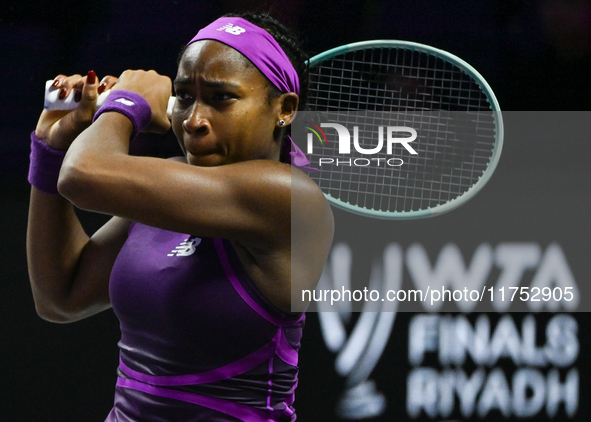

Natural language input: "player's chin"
[186,152,226,167]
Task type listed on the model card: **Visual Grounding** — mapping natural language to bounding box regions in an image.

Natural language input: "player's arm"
[27,199,130,322]
[26,73,129,323]
[59,125,293,250]
[57,71,297,251]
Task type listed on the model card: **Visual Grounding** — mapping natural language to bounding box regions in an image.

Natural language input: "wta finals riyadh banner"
[293,112,591,421]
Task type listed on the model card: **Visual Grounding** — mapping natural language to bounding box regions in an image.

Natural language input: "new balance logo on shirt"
[216,24,246,35]
[168,237,201,257]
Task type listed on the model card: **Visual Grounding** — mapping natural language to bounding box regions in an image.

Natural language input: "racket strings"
[309,50,491,112]
[305,46,498,214]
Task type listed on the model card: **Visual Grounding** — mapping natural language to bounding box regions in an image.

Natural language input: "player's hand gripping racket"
[295,40,503,219]
[44,40,502,220]
[43,80,176,117]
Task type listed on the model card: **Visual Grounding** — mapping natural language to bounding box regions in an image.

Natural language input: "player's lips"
[186,147,219,156]
[184,137,222,157]
[184,138,225,166]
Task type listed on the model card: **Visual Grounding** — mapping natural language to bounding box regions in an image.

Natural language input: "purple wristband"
[92,90,152,139]
[28,132,67,195]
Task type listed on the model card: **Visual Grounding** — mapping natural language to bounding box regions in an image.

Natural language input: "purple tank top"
[105,222,304,422]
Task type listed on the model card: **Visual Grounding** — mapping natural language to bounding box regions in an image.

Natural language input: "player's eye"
[175,91,193,101]
[213,92,235,101]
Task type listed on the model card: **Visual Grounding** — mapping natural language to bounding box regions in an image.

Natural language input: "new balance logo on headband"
[216,23,246,35]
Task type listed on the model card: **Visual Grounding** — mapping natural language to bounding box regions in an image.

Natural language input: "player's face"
[172,40,282,167]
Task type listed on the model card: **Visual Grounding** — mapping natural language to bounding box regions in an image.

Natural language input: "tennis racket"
[44,40,503,220]
[296,40,503,219]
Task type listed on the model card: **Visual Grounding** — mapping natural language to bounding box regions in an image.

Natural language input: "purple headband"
[187,17,300,94]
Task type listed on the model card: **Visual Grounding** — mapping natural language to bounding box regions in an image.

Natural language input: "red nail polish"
[74,90,82,102]
[58,88,67,100]
[51,79,60,88]
[87,70,96,84]
[98,82,107,94]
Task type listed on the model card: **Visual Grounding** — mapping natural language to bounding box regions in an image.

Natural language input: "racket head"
[298,40,504,219]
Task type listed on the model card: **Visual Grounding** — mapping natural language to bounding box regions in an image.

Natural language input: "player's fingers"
[57,74,82,101]
[49,75,68,89]
[74,71,99,123]
[98,75,118,94]
[73,78,85,104]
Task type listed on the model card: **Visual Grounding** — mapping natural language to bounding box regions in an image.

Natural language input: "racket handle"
[44,80,176,119]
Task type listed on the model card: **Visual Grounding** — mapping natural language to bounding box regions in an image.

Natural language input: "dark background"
[1,0,590,421]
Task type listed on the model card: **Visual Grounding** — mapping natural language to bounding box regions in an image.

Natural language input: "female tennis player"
[26,12,334,421]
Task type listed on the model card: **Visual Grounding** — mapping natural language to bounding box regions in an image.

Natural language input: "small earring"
[278,119,286,126]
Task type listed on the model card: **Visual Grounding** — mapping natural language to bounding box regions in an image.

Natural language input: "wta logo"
[297,113,419,168]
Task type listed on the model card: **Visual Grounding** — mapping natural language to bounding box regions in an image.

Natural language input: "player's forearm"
[26,187,90,321]
[57,112,133,211]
